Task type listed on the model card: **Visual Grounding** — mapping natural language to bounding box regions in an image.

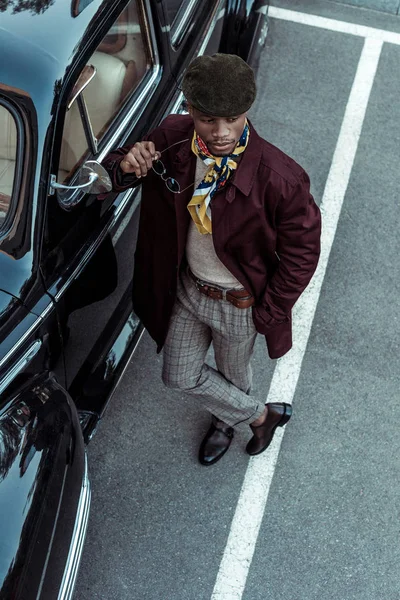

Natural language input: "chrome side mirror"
[49,160,112,209]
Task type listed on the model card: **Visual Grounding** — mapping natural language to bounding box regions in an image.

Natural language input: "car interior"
[58,0,150,184]
[0,104,16,227]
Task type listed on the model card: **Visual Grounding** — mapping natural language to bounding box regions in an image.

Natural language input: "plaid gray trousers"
[162,269,265,427]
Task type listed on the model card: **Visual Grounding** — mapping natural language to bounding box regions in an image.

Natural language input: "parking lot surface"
[332,0,400,14]
[74,1,400,599]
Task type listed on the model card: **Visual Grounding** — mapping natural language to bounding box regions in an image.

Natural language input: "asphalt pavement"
[330,0,400,14]
[74,1,400,599]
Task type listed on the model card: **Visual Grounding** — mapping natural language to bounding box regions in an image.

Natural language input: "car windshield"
[0,104,17,230]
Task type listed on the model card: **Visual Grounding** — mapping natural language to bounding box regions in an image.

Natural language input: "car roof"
[0,0,113,108]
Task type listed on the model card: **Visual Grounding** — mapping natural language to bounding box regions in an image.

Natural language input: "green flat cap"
[182,53,256,117]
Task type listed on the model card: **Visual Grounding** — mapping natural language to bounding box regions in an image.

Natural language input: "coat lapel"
[172,134,196,263]
[230,120,263,199]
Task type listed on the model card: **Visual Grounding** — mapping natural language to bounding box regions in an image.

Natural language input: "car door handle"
[50,171,98,193]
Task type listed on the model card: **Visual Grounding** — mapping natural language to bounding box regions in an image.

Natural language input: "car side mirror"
[49,160,112,209]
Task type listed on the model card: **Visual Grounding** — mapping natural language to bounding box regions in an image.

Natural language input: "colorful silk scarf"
[187,121,250,234]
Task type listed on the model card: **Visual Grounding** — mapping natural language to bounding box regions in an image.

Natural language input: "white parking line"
[269,6,400,45]
[211,31,383,600]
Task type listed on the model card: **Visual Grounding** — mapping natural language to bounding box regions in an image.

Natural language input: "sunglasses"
[152,139,194,194]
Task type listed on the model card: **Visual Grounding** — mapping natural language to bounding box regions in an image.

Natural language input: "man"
[103,54,321,466]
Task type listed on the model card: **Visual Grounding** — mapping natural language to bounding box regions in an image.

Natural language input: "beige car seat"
[58,50,139,182]
[0,106,17,219]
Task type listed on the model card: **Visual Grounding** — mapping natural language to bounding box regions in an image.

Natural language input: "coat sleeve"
[101,145,140,193]
[253,171,321,331]
[100,114,190,195]
[100,127,163,193]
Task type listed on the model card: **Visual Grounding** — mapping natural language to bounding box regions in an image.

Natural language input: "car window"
[59,0,152,183]
[164,0,199,26]
[0,104,17,229]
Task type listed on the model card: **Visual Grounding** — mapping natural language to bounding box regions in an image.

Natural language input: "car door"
[40,0,172,438]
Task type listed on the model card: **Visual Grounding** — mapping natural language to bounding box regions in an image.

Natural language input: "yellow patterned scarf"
[187,120,250,234]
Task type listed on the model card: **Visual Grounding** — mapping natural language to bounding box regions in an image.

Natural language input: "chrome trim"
[36,465,69,600]
[67,64,97,110]
[169,92,186,114]
[171,0,198,48]
[96,0,161,161]
[107,182,139,222]
[111,187,142,245]
[0,340,42,395]
[217,7,226,20]
[57,453,91,600]
[49,172,98,195]
[0,298,54,371]
[100,324,145,419]
[195,0,225,56]
[0,317,42,371]
[36,299,54,321]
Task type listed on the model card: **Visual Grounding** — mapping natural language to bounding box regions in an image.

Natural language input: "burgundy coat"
[102,115,321,359]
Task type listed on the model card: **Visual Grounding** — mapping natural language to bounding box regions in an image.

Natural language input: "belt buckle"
[191,271,227,300]
[195,278,208,294]
[195,279,205,292]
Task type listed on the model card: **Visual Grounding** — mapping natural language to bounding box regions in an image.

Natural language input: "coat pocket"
[252,304,290,334]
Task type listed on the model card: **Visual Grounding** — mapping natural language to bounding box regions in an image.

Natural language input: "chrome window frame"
[170,0,200,48]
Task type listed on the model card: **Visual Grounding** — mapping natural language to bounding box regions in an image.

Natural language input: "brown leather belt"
[188,269,254,309]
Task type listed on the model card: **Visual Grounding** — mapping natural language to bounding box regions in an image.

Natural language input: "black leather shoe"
[198,417,234,466]
[246,403,292,456]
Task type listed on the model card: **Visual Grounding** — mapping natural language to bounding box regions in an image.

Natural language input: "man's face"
[189,106,247,156]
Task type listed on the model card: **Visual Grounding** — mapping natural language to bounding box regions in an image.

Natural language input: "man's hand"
[119,141,161,178]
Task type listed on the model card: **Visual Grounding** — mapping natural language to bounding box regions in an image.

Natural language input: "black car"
[0,1,268,598]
